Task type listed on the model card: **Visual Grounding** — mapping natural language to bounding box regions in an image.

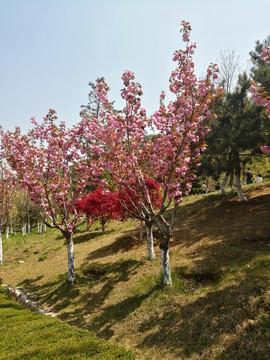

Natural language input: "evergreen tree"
[250,36,270,147]
[201,73,265,200]
[250,35,270,90]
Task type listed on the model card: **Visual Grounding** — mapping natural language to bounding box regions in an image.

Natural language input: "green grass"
[1,182,270,359]
[0,285,134,360]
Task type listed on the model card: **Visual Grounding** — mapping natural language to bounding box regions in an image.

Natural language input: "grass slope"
[0,286,134,360]
[1,183,270,359]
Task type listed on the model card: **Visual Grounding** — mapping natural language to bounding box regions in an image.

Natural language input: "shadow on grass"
[13,185,270,359]
[19,274,79,311]
[171,191,270,251]
[86,286,159,339]
[137,257,270,359]
[55,230,112,244]
[85,232,140,261]
[74,231,105,244]
[125,188,270,358]
[18,258,146,329]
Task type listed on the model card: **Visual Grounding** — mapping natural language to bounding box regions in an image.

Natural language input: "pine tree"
[201,73,265,200]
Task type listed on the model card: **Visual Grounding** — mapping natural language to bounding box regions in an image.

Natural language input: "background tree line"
[193,37,270,196]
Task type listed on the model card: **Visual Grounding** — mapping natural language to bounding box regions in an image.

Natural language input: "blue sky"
[1,0,270,133]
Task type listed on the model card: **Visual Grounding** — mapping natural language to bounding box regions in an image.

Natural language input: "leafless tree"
[218,49,240,93]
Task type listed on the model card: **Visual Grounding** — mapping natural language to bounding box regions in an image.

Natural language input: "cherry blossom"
[2,110,104,281]
[79,21,222,285]
[250,46,270,154]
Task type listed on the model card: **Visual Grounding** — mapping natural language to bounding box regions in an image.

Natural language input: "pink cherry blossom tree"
[79,21,222,285]
[250,46,270,154]
[2,110,105,281]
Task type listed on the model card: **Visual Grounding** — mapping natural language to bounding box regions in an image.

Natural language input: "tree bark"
[229,171,234,188]
[139,220,143,242]
[6,226,9,239]
[160,247,172,285]
[153,214,172,286]
[220,172,229,194]
[234,150,247,201]
[146,221,155,260]
[67,235,75,282]
[235,174,247,201]
[101,222,105,235]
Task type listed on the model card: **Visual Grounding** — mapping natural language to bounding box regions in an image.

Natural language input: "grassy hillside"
[0,284,134,360]
[1,183,270,359]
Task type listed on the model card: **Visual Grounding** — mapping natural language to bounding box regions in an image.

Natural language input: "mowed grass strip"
[0,286,134,360]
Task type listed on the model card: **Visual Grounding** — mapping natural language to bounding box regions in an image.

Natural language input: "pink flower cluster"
[0,162,16,229]
[2,110,104,237]
[75,21,222,216]
[250,46,270,154]
[260,46,270,62]
[2,21,223,234]
[261,145,270,155]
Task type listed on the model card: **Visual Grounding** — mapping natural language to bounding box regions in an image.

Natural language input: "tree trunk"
[153,214,172,286]
[139,220,143,242]
[242,169,246,184]
[220,172,229,194]
[6,226,9,239]
[229,171,234,188]
[67,235,75,282]
[160,247,172,285]
[28,223,31,234]
[0,232,2,264]
[234,150,247,201]
[146,221,155,260]
[235,174,247,201]
[101,221,105,235]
